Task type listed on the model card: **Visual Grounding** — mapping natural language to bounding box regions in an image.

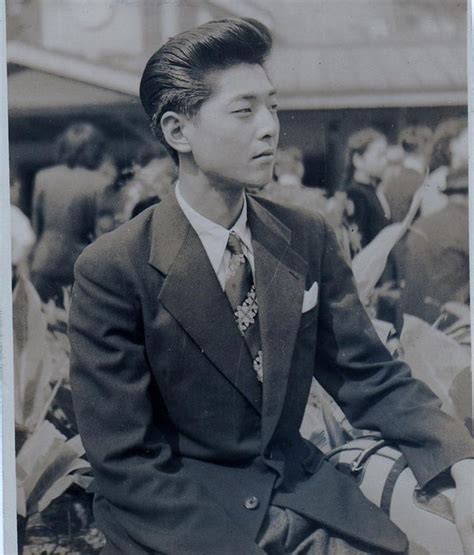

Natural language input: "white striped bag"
[326,437,463,555]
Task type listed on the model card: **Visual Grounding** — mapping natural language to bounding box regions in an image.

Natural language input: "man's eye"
[232,108,252,114]
[270,104,278,111]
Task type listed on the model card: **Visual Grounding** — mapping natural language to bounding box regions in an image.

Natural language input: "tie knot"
[227,232,244,256]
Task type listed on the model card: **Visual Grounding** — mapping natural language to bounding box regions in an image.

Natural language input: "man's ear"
[160,111,192,156]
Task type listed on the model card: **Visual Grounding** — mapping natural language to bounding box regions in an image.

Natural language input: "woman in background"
[30,122,115,304]
[343,128,390,252]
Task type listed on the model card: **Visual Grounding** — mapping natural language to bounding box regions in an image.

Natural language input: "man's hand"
[451,459,474,554]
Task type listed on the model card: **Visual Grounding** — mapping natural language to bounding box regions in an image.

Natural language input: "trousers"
[257,505,392,555]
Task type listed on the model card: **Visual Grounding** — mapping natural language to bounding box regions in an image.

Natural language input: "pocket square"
[302,281,319,313]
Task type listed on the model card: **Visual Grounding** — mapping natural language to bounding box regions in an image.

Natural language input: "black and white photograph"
[2,1,473,554]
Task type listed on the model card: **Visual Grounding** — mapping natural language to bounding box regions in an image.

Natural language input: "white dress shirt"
[175,182,255,291]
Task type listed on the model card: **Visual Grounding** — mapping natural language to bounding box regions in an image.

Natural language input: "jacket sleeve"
[313,216,474,489]
[68,245,264,555]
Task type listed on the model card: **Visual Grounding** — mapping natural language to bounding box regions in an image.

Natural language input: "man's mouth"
[253,150,274,160]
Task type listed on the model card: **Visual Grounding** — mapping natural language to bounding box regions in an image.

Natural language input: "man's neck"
[178,170,245,230]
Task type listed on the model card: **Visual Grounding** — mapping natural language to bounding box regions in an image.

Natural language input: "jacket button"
[244,496,260,510]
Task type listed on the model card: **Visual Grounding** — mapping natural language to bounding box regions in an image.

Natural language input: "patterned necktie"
[225,232,263,382]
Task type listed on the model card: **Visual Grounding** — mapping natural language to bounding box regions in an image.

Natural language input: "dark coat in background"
[380,166,424,223]
[31,164,112,301]
[345,180,390,248]
[397,200,469,327]
[69,193,474,555]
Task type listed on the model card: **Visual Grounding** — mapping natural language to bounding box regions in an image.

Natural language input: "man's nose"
[256,106,279,140]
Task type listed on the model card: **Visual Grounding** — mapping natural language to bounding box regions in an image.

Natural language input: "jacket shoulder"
[251,194,327,236]
[75,206,155,279]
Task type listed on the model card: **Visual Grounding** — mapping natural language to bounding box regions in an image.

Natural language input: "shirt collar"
[175,181,252,271]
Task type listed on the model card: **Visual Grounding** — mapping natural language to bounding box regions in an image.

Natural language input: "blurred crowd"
[10,123,177,300]
[10,116,469,336]
[262,117,469,334]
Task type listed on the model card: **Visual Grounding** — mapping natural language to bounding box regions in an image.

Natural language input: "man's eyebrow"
[228,90,278,102]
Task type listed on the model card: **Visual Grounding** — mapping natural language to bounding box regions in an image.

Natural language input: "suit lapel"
[148,194,262,413]
[247,196,307,451]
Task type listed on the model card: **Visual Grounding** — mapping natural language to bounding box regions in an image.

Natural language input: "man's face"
[184,63,280,190]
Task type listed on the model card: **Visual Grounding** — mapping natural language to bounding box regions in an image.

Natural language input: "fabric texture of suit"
[69,192,474,555]
[31,164,112,300]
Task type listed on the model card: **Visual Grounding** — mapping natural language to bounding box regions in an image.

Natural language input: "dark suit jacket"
[69,193,474,555]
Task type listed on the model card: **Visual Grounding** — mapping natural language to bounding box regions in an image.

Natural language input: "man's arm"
[69,244,264,555]
[313,216,474,488]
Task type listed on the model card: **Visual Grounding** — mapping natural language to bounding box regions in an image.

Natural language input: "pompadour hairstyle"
[139,17,273,164]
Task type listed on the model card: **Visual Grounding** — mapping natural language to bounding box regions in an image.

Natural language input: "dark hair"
[55,122,107,170]
[398,125,432,155]
[429,117,467,172]
[343,128,385,186]
[140,17,273,164]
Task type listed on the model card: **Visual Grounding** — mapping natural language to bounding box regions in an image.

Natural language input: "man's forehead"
[231,90,278,102]
[207,64,277,101]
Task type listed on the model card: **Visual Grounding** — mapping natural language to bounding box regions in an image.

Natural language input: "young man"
[69,18,473,555]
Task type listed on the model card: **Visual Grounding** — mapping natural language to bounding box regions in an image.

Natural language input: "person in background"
[130,142,177,217]
[95,142,179,234]
[396,123,469,329]
[257,146,327,217]
[421,117,467,217]
[30,122,114,304]
[379,125,432,223]
[343,128,390,251]
[273,146,305,187]
[9,165,35,288]
[94,166,137,237]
